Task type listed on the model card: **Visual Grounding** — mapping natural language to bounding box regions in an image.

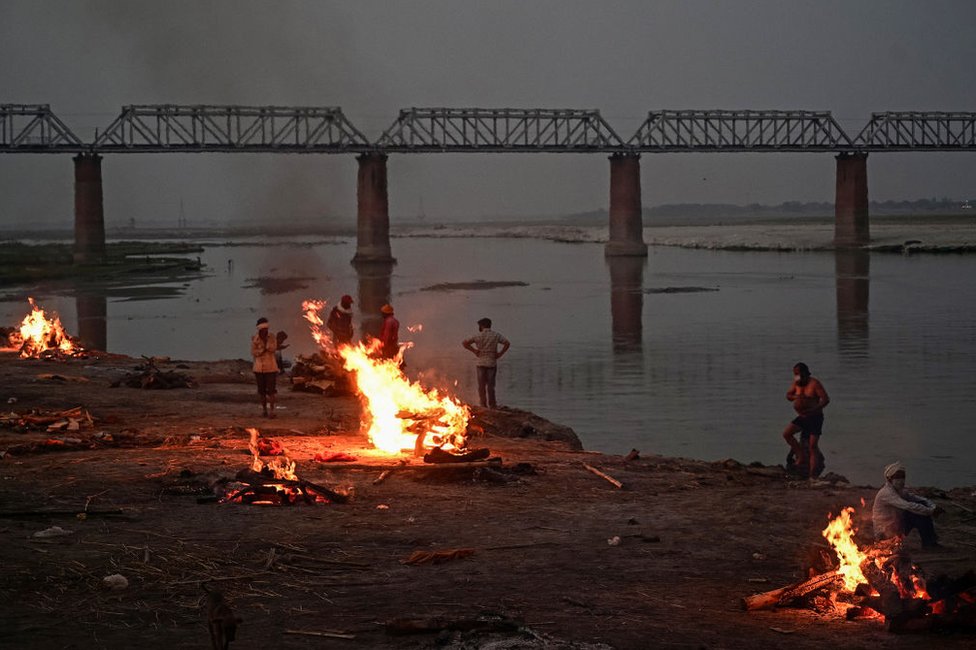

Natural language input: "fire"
[302,300,470,454]
[247,428,297,481]
[11,298,78,358]
[822,507,869,592]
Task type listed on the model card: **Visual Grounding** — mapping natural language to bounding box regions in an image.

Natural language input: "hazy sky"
[2,0,975,228]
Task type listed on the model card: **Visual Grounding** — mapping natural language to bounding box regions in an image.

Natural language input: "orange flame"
[14,298,78,358]
[247,428,297,481]
[301,299,332,350]
[302,300,470,454]
[822,507,869,592]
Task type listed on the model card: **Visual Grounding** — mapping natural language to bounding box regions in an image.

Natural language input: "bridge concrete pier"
[353,153,396,264]
[73,153,106,264]
[605,153,647,257]
[834,152,870,248]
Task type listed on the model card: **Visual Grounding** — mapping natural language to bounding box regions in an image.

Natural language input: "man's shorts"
[792,412,824,438]
[254,371,277,397]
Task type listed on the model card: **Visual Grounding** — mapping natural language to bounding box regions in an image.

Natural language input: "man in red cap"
[326,294,355,346]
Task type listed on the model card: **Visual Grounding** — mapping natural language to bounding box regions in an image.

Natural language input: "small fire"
[822,507,869,592]
[302,300,470,454]
[11,298,78,358]
[248,428,297,481]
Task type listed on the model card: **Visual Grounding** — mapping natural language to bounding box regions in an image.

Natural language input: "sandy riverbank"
[1,352,974,649]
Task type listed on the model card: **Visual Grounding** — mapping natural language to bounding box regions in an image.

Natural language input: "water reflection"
[353,260,395,341]
[835,249,870,356]
[75,293,107,351]
[607,256,646,352]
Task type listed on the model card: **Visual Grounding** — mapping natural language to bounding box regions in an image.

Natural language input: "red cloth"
[380,314,399,359]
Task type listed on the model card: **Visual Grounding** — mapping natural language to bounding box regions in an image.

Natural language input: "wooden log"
[233,469,350,504]
[423,446,490,464]
[373,469,393,485]
[284,628,355,640]
[582,463,623,489]
[742,570,842,611]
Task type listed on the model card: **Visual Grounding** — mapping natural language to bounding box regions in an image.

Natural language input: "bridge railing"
[376,107,628,152]
[852,112,976,151]
[91,105,371,152]
[0,104,85,152]
[627,110,854,152]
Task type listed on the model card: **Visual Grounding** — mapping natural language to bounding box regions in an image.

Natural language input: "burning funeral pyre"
[744,507,976,633]
[219,429,350,506]
[301,300,477,458]
[3,298,84,359]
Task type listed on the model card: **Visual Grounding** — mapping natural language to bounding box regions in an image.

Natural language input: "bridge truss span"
[92,105,371,152]
[853,112,976,151]
[0,104,85,152]
[628,110,853,152]
[376,107,628,152]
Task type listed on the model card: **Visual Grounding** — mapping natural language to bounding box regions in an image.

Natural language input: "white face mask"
[891,478,906,491]
[793,375,802,383]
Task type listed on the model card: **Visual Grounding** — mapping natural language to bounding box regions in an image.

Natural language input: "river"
[2,229,974,488]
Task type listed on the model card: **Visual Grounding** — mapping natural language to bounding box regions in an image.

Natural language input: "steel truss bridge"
[3,104,975,154]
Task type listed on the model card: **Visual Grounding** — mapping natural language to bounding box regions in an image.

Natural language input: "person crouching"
[871,462,943,549]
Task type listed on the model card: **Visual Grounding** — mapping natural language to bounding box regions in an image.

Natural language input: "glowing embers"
[219,429,349,506]
[4,298,83,359]
[302,300,471,455]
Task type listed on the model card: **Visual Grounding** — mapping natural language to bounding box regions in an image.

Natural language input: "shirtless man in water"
[782,362,830,479]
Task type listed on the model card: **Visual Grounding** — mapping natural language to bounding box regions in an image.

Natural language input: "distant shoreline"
[1,213,973,254]
[1,211,973,241]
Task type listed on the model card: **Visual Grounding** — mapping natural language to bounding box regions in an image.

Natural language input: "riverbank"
[1,352,974,649]
[395,217,976,253]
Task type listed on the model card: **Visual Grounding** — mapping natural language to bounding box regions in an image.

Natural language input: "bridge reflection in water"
[835,249,870,357]
[75,293,107,352]
[607,256,646,353]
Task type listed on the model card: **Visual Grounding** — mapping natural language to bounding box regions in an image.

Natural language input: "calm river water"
[3,234,975,488]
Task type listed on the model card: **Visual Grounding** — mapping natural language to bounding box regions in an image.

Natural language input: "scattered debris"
[313,451,357,463]
[0,406,94,432]
[111,356,197,389]
[33,525,73,538]
[284,628,355,640]
[102,574,128,590]
[402,548,477,565]
[582,462,623,489]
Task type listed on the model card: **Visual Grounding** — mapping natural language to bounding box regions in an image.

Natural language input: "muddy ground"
[1,352,974,650]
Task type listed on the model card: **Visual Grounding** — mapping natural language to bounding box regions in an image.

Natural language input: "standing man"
[251,317,279,418]
[872,462,943,548]
[462,317,511,409]
[326,294,355,346]
[378,303,400,360]
[782,362,829,479]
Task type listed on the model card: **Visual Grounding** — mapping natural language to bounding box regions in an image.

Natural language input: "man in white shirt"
[462,318,510,409]
[251,317,279,418]
[872,462,943,548]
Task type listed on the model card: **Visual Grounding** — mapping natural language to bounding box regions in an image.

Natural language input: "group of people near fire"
[781,361,944,549]
[254,301,942,551]
[251,295,511,413]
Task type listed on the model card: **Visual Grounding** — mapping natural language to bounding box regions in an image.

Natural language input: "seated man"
[872,462,942,548]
